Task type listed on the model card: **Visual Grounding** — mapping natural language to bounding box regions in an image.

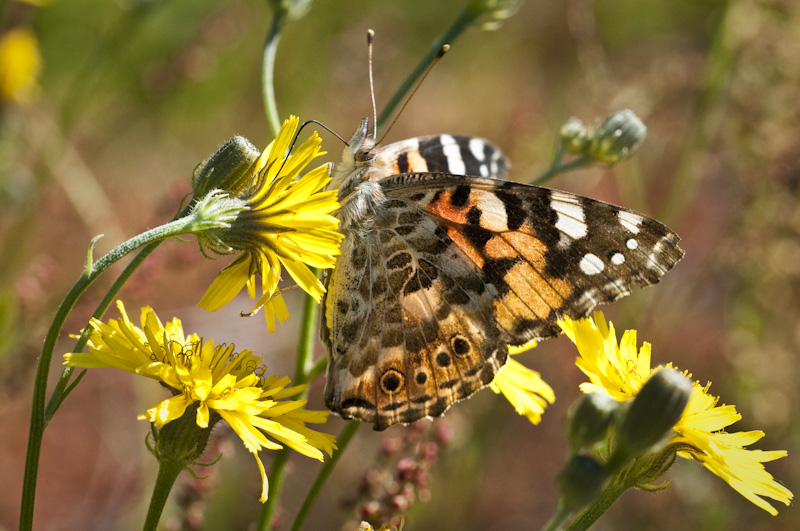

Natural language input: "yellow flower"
[64,300,337,502]
[489,342,555,424]
[197,116,343,332]
[0,28,41,102]
[559,312,793,515]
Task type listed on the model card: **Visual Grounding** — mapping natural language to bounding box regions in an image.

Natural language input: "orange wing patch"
[447,227,485,268]
[427,188,472,224]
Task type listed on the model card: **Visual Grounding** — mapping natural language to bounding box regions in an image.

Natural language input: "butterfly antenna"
[367,29,378,140]
[376,43,450,146]
[270,120,346,179]
[298,119,348,145]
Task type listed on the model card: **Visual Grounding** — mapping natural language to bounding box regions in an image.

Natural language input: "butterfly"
[321,118,683,430]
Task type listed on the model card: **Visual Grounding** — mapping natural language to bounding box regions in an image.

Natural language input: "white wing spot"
[469,138,486,162]
[611,253,625,265]
[475,191,508,231]
[440,134,466,175]
[579,253,605,275]
[553,200,587,240]
[626,238,639,250]
[618,211,643,234]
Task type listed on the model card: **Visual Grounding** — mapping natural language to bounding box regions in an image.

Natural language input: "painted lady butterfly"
[322,118,683,430]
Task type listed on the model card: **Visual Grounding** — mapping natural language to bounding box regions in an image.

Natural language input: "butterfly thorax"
[330,119,391,234]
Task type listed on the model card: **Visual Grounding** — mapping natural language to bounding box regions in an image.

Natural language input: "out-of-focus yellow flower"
[64,301,337,502]
[197,116,342,332]
[559,312,793,515]
[0,28,41,102]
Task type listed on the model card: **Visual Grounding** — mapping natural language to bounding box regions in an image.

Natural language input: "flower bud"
[589,109,647,163]
[560,117,590,154]
[608,368,692,471]
[151,404,218,464]
[557,454,608,511]
[268,0,313,21]
[192,136,260,198]
[468,0,523,30]
[567,392,619,453]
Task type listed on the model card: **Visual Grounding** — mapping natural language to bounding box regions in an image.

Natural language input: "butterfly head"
[330,117,379,194]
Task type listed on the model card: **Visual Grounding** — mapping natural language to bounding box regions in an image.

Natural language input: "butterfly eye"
[380,369,405,393]
[355,148,377,164]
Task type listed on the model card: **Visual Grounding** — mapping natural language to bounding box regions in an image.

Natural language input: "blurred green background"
[1,0,797,529]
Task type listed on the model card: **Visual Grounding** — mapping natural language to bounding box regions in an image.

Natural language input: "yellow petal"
[199,255,252,311]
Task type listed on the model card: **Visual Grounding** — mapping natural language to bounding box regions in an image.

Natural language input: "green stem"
[262,11,286,137]
[19,214,201,531]
[293,271,320,388]
[257,278,319,531]
[290,420,361,531]
[307,355,328,381]
[560,450,675,531]
[258,447,290,531]
[142,458,184,531]
[564,478,630,531]
[45,241,160,421]
[532,155,592,185]
[542,503,574,531]
[376,2,481,131]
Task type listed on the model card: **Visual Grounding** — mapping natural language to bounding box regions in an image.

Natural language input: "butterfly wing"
[385,173,683,341]
[322,182,507,430]
[368,135,510,181]
[323,172,683,430]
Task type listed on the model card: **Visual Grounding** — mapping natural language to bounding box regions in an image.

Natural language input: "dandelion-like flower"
[489,343,555,424]
[197,116,343,332]
[64,300,337,502]
[558,312,793,515]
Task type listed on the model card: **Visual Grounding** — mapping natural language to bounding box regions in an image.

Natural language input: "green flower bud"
[268,0,313,21]
[468,0,523,30]
[151,404,219,464]
[560,117,590,154]
[192,136,260,198]
[608,368,692,471]
[568,392,620,453]
[589,109,647,164]
[557,454,608,512]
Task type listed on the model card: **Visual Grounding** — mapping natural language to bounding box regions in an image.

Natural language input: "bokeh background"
[1,0,798,529]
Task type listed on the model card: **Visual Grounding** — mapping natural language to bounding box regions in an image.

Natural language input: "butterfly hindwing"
[322,183,508,429]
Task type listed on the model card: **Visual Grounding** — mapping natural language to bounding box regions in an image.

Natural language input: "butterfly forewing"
[367,135,510,181]
[383,174,683,342]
